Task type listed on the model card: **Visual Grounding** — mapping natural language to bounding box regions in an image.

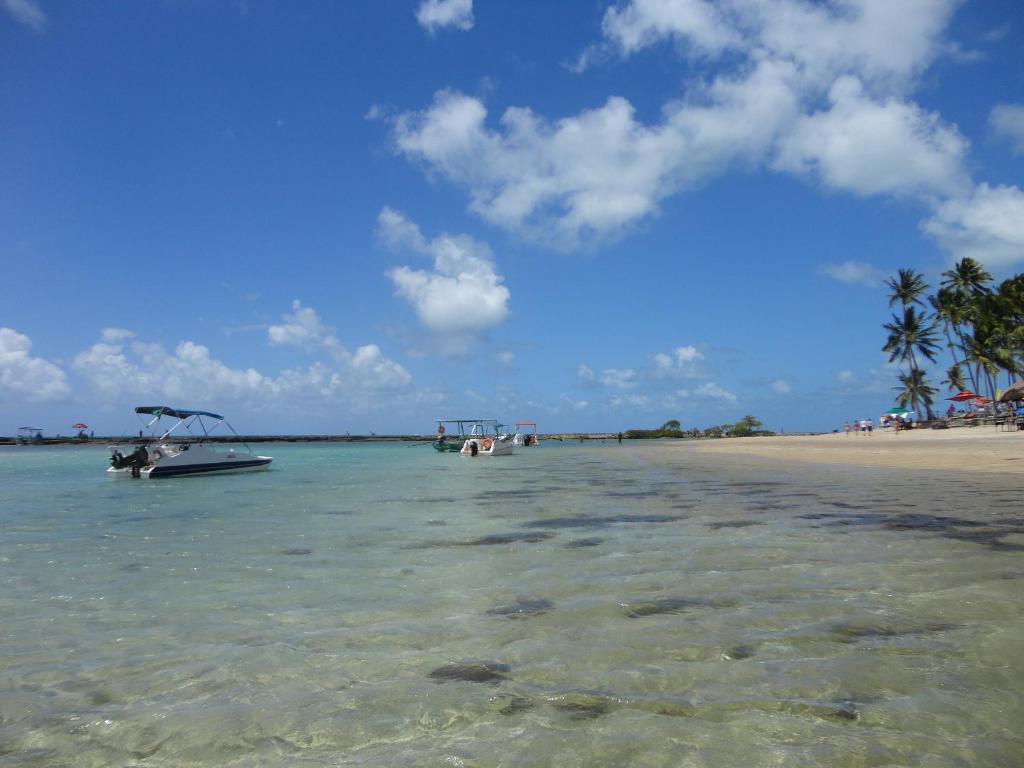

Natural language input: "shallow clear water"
[1,442,1022,767]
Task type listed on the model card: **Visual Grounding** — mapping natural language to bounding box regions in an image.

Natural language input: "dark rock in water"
[282,548,313,556]
[828,620,959,642]
[550,693,612,720]
[429,661,511,685]
[88,690,116,705]
[721,644,756,660]
[462,532,555,546]
[623,597,733,618]
[493,694,536,715]
[486,598,554,619]
[827,704,860,721]
[564,537,605,548]
[524,514,681,530]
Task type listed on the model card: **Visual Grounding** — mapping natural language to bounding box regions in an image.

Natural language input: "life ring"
[481,437,493,451]
[438,425,445,435]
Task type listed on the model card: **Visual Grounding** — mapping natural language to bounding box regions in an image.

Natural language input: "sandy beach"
[673,426,1024,474]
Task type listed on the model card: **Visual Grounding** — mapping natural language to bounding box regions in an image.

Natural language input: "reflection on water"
[0,442,1021,766]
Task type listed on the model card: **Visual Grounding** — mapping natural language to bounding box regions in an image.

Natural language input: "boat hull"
[433,439,462,452]
[109,443,272,478]
[460,438,514,456]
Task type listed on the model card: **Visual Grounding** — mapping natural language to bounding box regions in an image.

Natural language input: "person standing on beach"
[844,421,851,436]
[866,417,873,435]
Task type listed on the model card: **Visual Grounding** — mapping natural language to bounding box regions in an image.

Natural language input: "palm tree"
[930,287,980,392]
[886,268,929,309]
[936,259,996,395]
[940,257,992,298]
[883,305,941,419]
[942,363,966,392]
[894,369,937,416]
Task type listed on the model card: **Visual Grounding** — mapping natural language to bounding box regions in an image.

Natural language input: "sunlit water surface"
[1,442,1022,767]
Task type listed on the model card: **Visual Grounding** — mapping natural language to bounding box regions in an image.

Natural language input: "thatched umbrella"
[998,379,1024,403]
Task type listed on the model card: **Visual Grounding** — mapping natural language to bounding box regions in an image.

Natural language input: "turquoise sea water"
[1,442,1022,767]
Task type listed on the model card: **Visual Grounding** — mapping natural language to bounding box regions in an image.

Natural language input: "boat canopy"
[135,406,224,420]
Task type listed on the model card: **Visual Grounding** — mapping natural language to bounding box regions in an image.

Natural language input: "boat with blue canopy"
[108,406,272,478]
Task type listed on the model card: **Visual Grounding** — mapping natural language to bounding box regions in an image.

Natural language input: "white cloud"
[601,368,637,389]
[653,345,705,377]
[770,379,792,395]
[610,393,650,408]
[838,370,856,383]
[495,351,515,369]
[393,1,968,248]
[990,103,1024,155]
[349,344,413,389]
[75,317,410,409]
[380,208,511,344]
[578,362,640,390]
[693,382,737,403]
[101,327,135,342]
[416,0,473,33]
[820,260,884,287]
[923,183,1024,269]
[0,327,70,403]
[393,89,710,247]
[775,76,968,198]
[2,0,47,31]
[592,0,956,90]
[268,300,342,354]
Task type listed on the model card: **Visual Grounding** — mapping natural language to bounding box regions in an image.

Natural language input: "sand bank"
[668,426,1024,474]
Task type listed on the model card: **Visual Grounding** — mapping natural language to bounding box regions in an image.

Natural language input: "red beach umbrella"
[971,397,991,406]
[947,391,979,402]
[72,422,89,429]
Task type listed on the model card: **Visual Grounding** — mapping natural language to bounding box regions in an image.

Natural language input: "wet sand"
[677,427,1024,473]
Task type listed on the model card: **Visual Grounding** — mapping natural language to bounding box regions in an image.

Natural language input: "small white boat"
[458,420,515,457]
[512,422,539,446]
[108,406,272,478]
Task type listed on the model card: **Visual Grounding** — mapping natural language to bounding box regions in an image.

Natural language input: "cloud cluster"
[990,103,1024,155]
[922,184,1024,269]
[416,0,473,33]
[268,300,340,351]
[0,327,70,403]
[653,345,704,378]
[394,1,968,246]
[579,344,739,412]
[820,260,885,287]
[2,0,47,31]
[379,208,510,350]
[391,0,1023,268]
[71,302,411,411]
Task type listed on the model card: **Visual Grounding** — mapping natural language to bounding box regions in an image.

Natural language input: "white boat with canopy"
[512,422,539,446]
[108,406,272,478]
[457,419,515,457]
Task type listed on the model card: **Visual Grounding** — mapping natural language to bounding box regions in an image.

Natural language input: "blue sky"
[2,0,1023,435]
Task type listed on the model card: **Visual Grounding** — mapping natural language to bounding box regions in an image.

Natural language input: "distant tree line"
[625,416,773,440]
[882,259,1024,420]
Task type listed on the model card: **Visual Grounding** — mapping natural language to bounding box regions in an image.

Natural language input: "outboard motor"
[110,446,150,477]
[470,440,479,456]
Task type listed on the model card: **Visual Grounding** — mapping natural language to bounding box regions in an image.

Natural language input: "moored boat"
[513,422,539,446]
[108,406,272,478]
[457,420,514,457]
